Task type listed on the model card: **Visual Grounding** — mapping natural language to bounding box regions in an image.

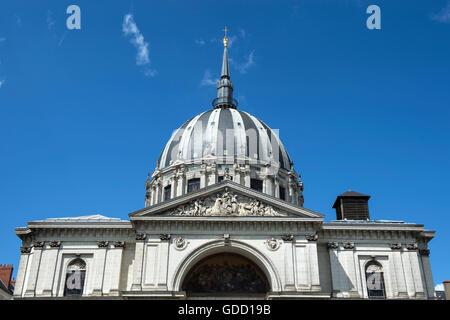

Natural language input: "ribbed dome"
[157,108,293,171]
[146,32,303,209]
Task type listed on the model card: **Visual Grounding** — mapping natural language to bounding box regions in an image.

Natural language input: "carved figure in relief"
[168,191,286,217]
[231,194,238,213]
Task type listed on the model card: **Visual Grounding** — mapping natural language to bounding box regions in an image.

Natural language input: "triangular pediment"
[129,181,323,220]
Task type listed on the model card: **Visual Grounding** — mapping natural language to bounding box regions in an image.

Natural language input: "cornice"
[129,181,323,219]
[132,219,320,235]
[26,221,132,229]
[322,221,426,232]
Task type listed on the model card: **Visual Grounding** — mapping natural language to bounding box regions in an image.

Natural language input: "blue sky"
[0,0,449,288]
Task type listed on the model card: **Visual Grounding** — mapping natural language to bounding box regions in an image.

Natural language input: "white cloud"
[226,35,237,48]
[238,28,246,39]
[57,32,67,48]
[0,79,5,88]
[435,283,444,291]
[195,39,206,46]
[47,10,55,30]
[230,51,255,74]
[14,14,22,26]
[431,2,450,23]
[122,14,156,76]
[200,69,218,87]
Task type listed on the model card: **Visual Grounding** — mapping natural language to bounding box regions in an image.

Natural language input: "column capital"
[33,241,45,248]
[97,241,109,248]
[20,246,32,254]
[282,234,294,242]
[160,234,171,241]
[136,233,147,241]
[327,242,339,250]
[113,241,125,248]
[49,241,61,248]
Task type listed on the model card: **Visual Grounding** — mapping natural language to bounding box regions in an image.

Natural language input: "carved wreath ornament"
[168,191,286,217]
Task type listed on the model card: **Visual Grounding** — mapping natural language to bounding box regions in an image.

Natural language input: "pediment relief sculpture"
[167,191,287,217]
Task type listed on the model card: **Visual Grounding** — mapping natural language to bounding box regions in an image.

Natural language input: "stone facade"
[13,181,436,299]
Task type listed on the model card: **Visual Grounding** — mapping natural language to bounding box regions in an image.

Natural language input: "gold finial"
[223,26,228,47]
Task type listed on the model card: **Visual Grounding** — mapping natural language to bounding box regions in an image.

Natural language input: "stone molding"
[171,239,282,292]
[406,243,418,250]
[131,219,319,236]
[419,249,430,256]
[130,181,324,219]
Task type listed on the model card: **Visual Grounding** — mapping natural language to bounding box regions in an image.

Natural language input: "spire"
[212,26,237,109]
[221,26,230,77]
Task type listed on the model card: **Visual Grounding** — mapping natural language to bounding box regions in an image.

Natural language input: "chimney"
[0,264,13,288]
[333,190,371,220]
[444,281,450,300]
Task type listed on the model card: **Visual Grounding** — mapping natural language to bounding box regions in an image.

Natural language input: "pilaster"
[170,176,176,199]
[14,247,32,297]
[283,240,295,290]
[200,164,207,188]
[105,242,124,295]
[40,242,60,296]
[131,234,146,290]
[24,242,44,297]
[91,241,108,296]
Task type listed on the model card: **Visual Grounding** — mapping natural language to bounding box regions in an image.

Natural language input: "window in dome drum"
[279,186,286,200]
[251,179,263,192]
[164,185,171,201]
[187,178,200,193]
[218,176,224,182]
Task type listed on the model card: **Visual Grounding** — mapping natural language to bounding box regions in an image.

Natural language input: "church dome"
[156,108,293,171]
[146,31,304,208]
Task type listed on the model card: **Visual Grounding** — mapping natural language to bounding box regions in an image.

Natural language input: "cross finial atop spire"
[223,26,228,47]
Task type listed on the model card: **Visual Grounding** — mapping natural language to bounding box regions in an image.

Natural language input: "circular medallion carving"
[174,236,188,250]
[265,237,280,251]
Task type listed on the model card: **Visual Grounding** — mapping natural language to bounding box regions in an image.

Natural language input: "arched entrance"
[181,252,270,297]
